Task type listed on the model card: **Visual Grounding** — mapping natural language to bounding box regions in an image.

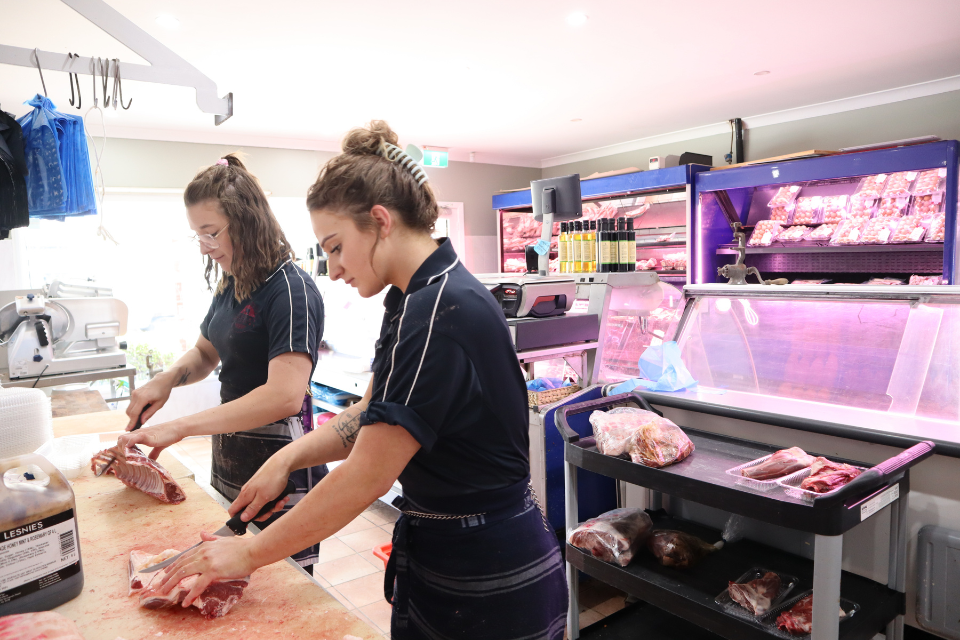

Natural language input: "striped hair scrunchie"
[378,142,429,187]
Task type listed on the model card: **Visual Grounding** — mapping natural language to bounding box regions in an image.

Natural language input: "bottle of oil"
[572,221,583,272]
[558,222,568,273]
[598,219,611,273]
[581,220,596,273]
[625,218,637,271]
[0,454,84,615]
[617,217,629,272]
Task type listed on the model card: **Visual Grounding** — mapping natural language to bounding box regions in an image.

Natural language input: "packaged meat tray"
[646,530,721,568]
[768,185,800,209]
[808,223,837,242]
[762,591,859,638]
[858,217,898,244]
[912,168,947,195]
[881,171,917,198]
[876,197,910,218]
[888,215,926,243]
[568,508,653,567]
[909,275,943,285]
[770,205,792,224]
[748,220,783,246]
[912,193,944,218]
[925,213,946,243]
[791,279,831,284]
[777,225,811,243]
[851,173,888,201]
[864,278,906,285]
[589,407,695,468]
[724,447,816,492]
[775,457,866,502]
[715,568,799,618]
[791,197,821,225]
[847,197,878,219]
[829,215,871,245]
[819,196,848,224]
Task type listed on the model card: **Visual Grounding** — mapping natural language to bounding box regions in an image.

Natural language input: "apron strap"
[383,513,410,630]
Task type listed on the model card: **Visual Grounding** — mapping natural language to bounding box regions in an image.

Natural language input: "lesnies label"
[0,510,80,604]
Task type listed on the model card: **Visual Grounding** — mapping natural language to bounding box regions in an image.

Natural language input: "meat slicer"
[0,292,128,379]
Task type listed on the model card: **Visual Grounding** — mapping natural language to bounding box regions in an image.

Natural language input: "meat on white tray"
[799,457,862,493]
[741,447,815,481]
[728,571,781,615]
[776,594,846,635]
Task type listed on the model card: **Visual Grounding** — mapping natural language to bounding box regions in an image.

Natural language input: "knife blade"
[139,478,296,573]
[95,404,150,477]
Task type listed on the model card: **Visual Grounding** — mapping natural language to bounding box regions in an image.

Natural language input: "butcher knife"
[95,404,150,477]
[139,478,297,573]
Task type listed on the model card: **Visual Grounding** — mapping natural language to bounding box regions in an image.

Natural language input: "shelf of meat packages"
[567,512,900,640]
[556,393,920,536]
[717,242,943,255]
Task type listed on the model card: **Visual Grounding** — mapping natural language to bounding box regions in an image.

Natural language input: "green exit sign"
[422,149,449,168]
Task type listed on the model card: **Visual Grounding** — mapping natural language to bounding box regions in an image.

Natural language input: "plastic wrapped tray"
[859,217,897,244]
[829,216,871,245]
[724,454,784,492]
[819,196,848,224]
[808,223,837,242]
[889,215,926,243]
[852,174,888,201]
[775,464,868,503]
[759,590,860,639]
[913,168,947,195]
[925,213,946,243]
[768,186,800,209]
[912,193,944,218]
[876,197,910,218]
[791,197,821,225]
[881,171,917,198]
[778,225,811,243]
[715,567,799,618]
[847,197,878,219]
[748,220,783,246]
[770,206,792,224]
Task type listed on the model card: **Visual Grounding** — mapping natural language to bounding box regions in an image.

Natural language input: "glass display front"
[674,287,960,423]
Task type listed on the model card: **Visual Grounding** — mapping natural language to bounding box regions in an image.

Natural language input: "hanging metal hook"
[99,57,112,108]
[90,56,98,108]
[111,58,119,110]
[34,48,48,96]
[114,59,132,110]
[67,53,81,109]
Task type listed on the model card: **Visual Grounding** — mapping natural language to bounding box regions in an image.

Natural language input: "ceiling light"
[571,118,582,122]
[754,70,770,76]
[566,12,589,26]
[155,14,180,29]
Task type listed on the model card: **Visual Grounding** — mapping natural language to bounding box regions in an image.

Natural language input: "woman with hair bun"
[117,154,327,573]
[154,123,568,639]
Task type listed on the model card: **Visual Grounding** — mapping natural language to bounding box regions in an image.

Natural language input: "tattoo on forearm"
[332,411,362,448]
[174,370,190,387]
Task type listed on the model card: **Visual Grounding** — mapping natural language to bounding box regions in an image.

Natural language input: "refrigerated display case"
[691,140,959,285]
[493,165,710,286]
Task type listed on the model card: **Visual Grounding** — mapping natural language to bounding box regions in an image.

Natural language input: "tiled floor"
[171,436,628,638]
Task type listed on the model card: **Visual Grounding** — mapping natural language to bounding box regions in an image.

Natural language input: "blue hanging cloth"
[17,95,96,219]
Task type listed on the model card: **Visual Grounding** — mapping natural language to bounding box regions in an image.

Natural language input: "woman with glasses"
[116,154,327,573]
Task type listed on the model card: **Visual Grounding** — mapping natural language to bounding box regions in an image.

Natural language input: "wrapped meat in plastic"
[590,407,695,468]
[809,223,837,242]
[748,220,782,246]
[729,571,782,615]
[859,217,897,244]
[770,205,792,224]
[799,457,862,493]
[820,196,848,224]
[865,278,905,285]
[881,171,917,198]
[647,530,721,568]
[791,197,821,225]
[925,214,945,243]
[637,258,658,270]
[889,215,925,243]
[848,197,877,219]
[776,594,847,636]
[910,275,942,285]
[768,185,800,208]
[568,508,654,567]
[829,215,871,245]
[912,193,944,217]
[852,174,887,201]
[741,447,815,481]
[778,226,811,243]
[913,168,947,195]
[876,197,910,218]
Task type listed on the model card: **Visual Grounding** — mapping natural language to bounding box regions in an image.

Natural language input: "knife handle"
[225,479,296,536]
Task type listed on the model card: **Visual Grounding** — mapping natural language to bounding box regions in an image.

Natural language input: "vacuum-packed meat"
[728,572,781,615]
[647,530,721,568]
[776,594,846,635]
[741,447,815,481]
[131,549,250,619]
[91,445,187,504]
[0,611,85,640]
[799,457,862,493]
[909,275,942,285]
[569,508,653,567]
[590,408,694,468]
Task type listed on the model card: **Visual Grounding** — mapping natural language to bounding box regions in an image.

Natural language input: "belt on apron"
[383,476,549,624]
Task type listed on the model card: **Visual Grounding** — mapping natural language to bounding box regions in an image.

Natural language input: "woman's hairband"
[216,158,229,166]
[378,142,428,187]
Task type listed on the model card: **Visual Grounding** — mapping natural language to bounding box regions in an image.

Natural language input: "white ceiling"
[1,0,960,168]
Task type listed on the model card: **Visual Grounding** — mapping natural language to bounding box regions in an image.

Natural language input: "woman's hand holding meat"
[155,532,258,608]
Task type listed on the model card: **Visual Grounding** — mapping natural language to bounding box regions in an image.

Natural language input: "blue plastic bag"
[526,377,571,392]
[611,342,698,394]
[18,95,96,219]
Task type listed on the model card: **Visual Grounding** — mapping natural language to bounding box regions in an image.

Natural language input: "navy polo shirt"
[360,239,530,509]
[200,260,324,402]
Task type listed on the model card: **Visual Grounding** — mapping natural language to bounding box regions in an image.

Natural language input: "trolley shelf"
[568,512,902,640]
[579,602,724,640]
[560,421,907,537]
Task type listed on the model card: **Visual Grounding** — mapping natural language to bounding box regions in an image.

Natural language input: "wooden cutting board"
[56,466,378,639]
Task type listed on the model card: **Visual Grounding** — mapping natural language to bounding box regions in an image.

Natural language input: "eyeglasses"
[191,224,229,250]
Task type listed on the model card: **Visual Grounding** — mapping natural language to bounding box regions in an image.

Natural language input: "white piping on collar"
[426,257,459,286]
[265,259,293,282]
